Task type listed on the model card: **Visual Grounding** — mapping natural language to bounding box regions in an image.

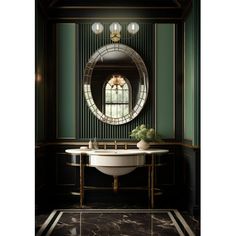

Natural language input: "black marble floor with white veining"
[44,210,185,236]
[36,202,200,236]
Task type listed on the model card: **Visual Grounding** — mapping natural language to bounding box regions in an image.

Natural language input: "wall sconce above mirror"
[91,22,139,42]
[91,22,104,34]
[83,44,149,125]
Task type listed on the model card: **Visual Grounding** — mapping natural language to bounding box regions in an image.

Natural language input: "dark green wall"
[52,16,200,144]
[35,3,200,145]
[56,23,76,139]
[54,22,179,141]
[155,24,175,139]
[184,0,200,146]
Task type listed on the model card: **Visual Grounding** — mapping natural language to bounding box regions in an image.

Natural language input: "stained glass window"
[104,75,131,118]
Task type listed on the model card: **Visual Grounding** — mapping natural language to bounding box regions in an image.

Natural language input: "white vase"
[137,140,150,150]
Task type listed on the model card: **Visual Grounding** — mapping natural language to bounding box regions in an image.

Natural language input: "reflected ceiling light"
[91,22,104,34]
[109,75,126,88]
[91,22,139,42]
[127,22,139,34]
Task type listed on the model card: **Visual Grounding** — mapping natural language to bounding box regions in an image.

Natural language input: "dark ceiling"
[37,0,192,22]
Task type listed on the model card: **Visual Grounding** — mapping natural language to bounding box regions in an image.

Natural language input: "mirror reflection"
[104,74,131,118]
[84,44,149,125]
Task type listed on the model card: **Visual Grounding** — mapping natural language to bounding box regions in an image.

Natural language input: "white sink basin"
[66,148,169,177]
[88,149,145,176]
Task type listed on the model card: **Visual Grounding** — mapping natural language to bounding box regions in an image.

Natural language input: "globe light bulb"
[127,22,139,34]
[109,22,122,33]
[91,22,104,34]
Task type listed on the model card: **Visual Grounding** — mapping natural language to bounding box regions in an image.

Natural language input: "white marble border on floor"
[45,212,63,236]
[173,209,195,236]
[36,210,58,236]
[36,209,195,236]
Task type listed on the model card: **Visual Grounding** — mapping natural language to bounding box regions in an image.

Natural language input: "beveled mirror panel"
[84,44,149,125]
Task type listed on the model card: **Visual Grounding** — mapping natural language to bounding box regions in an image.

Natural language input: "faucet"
[93,137,98,149]
[114,140,117,150]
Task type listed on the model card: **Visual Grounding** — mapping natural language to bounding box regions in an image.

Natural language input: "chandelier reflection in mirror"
[91,22,139,42]
[109,74,126,89]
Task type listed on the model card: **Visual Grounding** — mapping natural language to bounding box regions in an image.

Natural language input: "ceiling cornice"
[37,0,192,22]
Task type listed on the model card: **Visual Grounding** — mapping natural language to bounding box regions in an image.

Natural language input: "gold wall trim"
[84,186,149,190]
[49,17,181,20]
[53,6,180,9]
[43,141,200,149]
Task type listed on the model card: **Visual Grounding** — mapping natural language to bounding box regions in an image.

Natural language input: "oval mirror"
[84,44,149,125]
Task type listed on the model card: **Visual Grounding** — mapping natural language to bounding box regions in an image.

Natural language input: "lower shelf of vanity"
[70,186,163,194]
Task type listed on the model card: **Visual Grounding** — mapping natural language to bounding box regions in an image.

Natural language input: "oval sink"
[89,149,145,176]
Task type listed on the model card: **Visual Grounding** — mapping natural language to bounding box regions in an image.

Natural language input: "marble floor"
[36,209,195,236]
[36,205,199,236]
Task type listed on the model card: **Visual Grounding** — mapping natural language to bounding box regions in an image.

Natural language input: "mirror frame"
[83,43,149,125]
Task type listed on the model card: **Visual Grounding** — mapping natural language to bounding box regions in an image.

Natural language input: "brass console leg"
[80,154,84,208]
[148,165,151,208]
[151,154,155,208]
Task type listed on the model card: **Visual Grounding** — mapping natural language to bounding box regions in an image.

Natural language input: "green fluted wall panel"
[35,7,45,142]
[184,0,200,145]
[56,23,76,139]
[77,23,153,140]
[155,24,175,139]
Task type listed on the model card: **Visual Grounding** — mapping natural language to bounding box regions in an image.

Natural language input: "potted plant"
[129,124,161,150]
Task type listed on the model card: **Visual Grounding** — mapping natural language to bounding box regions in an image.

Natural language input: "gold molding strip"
[53,6,180,9]
[37,141,200,149]
[83,186,149,191]
[48,17,181,20]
